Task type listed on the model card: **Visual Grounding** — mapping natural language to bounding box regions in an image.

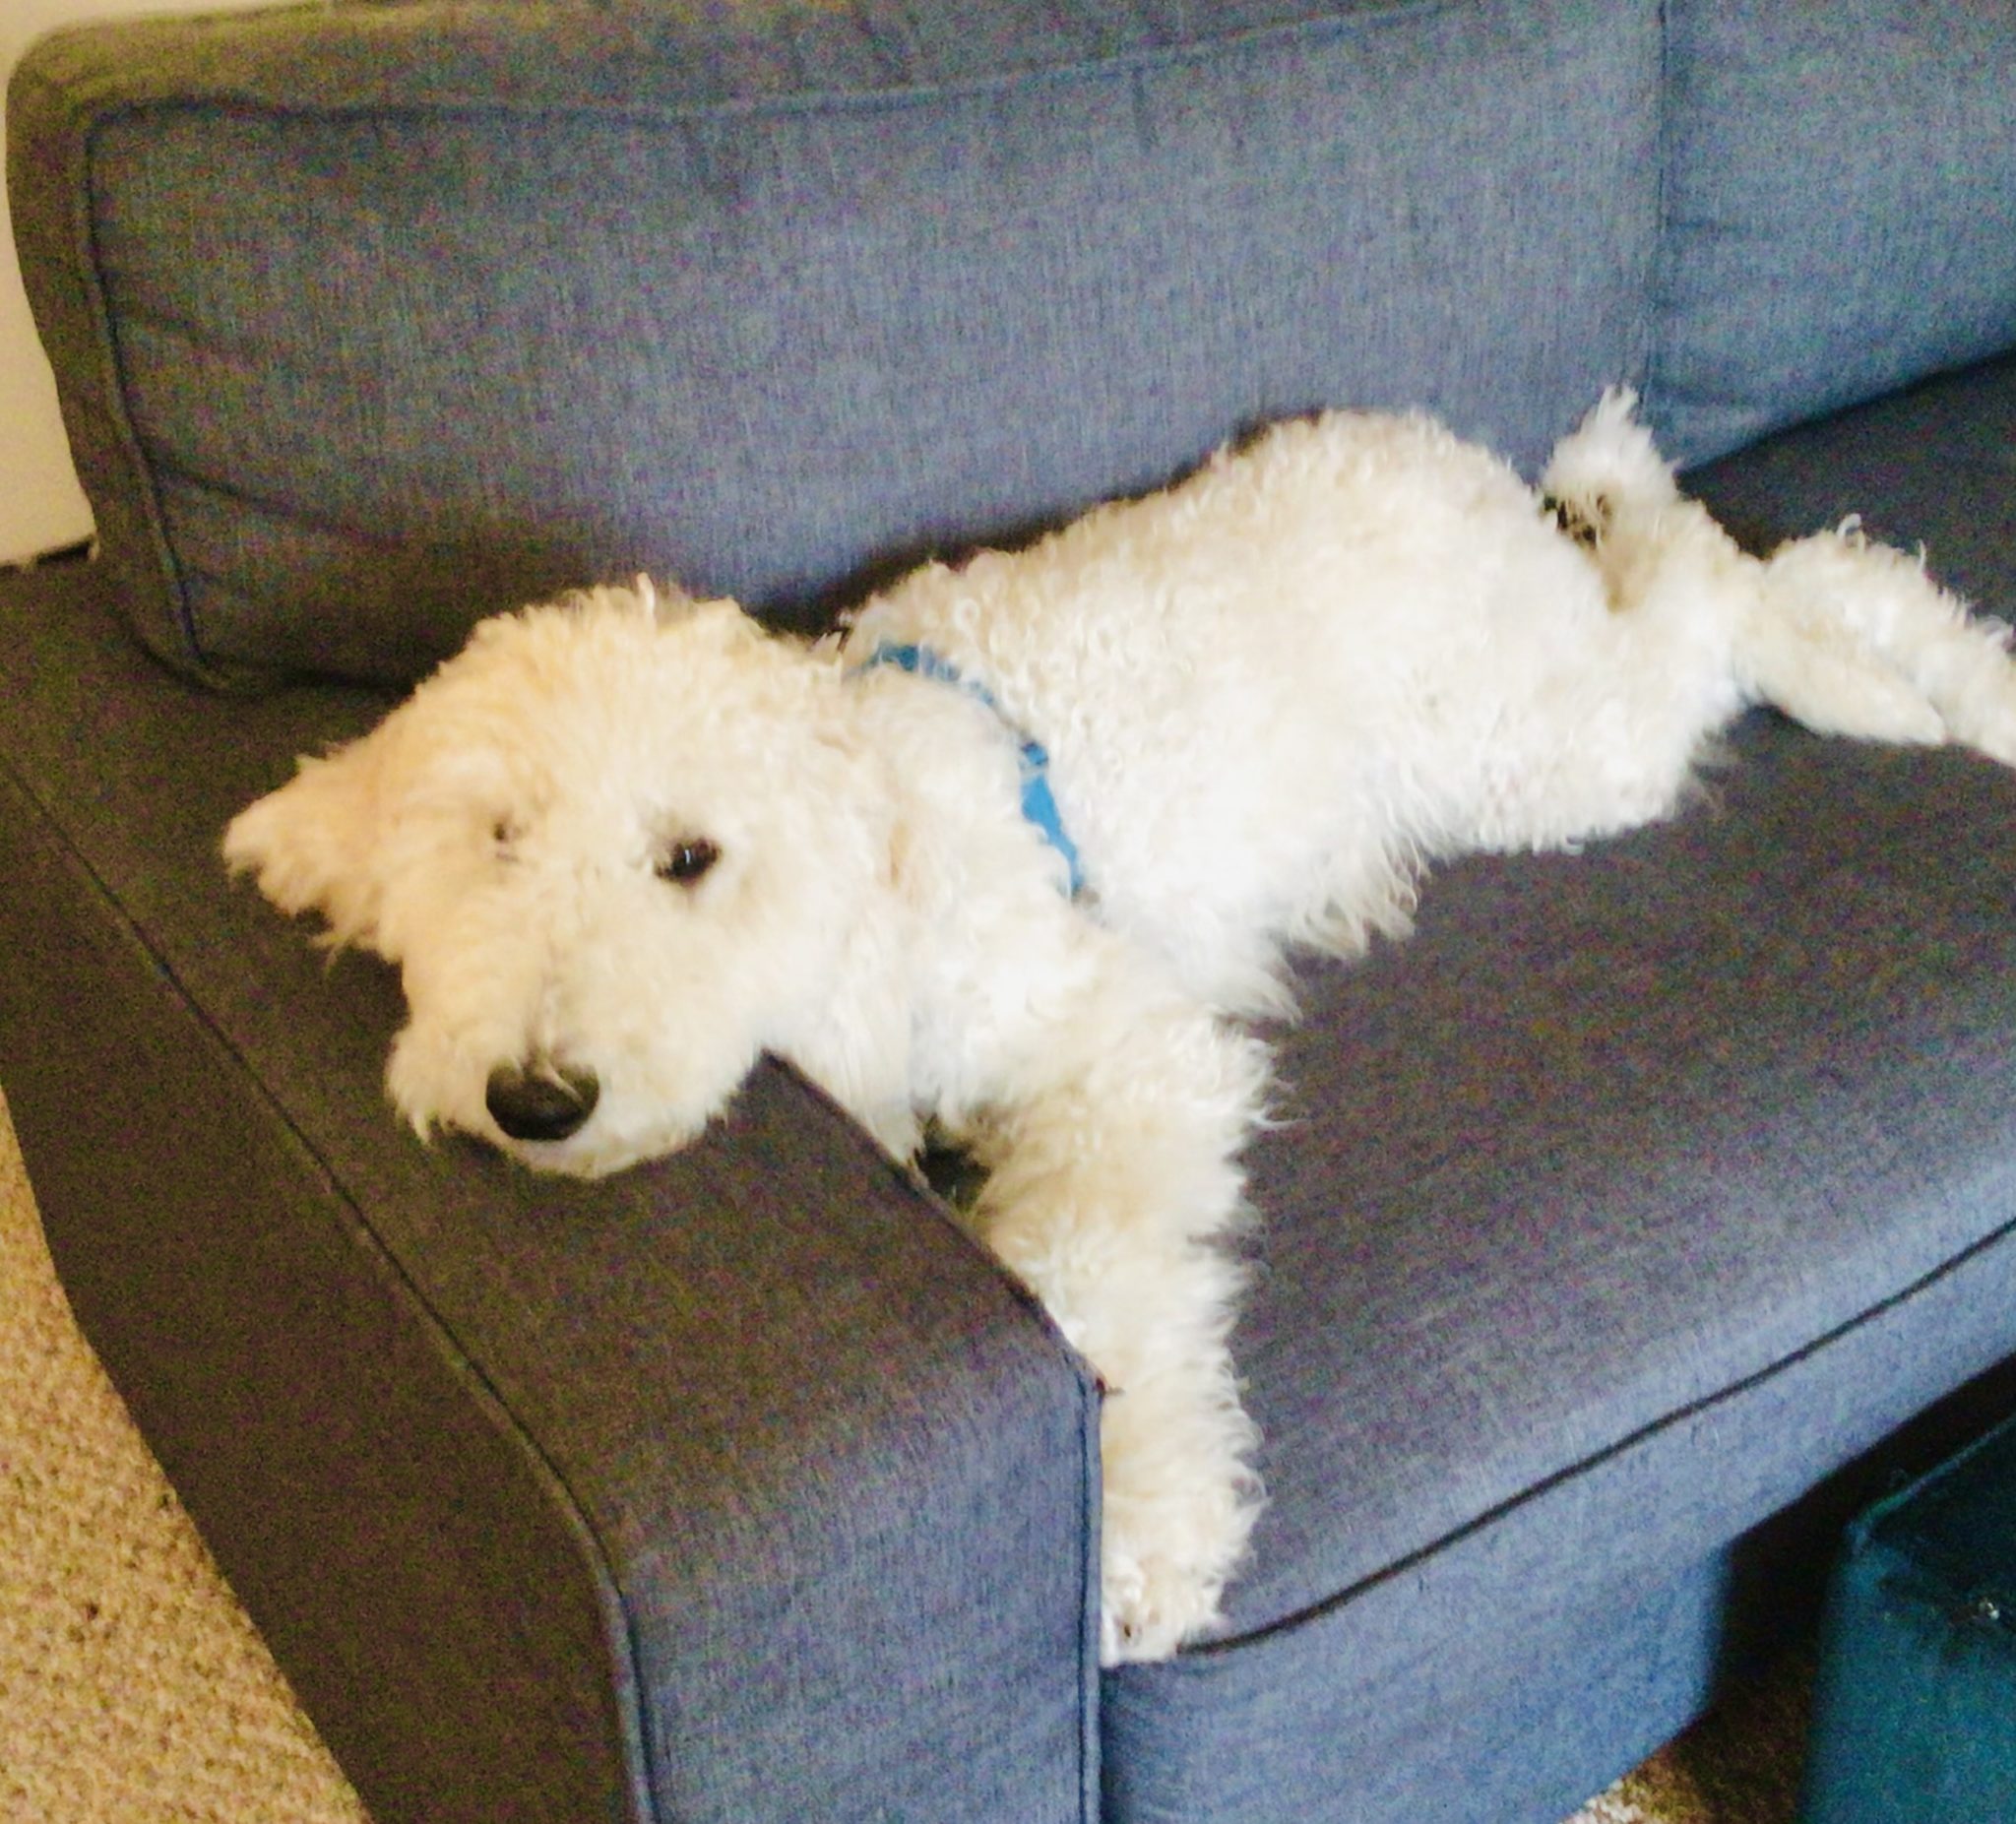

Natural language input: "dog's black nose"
[485,1062,600,1143]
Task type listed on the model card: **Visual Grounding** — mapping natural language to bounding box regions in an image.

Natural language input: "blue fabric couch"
[5,2,2016,1819]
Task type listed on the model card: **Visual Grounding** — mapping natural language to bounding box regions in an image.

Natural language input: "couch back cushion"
[1649,0,2016,470]
[13,0,1660,686]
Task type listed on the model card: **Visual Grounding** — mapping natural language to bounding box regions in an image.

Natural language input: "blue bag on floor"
[1801,1410,2016,1822]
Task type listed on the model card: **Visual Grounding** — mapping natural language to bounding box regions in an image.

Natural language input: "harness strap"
[853,641,1086,896]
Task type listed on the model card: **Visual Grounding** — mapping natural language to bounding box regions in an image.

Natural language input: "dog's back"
[849,408,1699,1010]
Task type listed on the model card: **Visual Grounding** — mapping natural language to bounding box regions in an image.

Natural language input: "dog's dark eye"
[658,838,720,885]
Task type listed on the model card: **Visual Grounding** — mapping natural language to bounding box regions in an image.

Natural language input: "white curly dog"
[225,392,2016,1663]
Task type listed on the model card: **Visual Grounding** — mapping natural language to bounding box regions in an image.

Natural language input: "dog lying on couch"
[223,390,2016,1664]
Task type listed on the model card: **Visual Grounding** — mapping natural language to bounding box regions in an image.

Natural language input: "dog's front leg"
[958,956,1272,1664]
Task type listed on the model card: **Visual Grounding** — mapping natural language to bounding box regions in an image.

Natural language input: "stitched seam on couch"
[1195,1199,2016,1656]
[47,0,1476,130]
[13,60,212,682]
[1642,0,1674,404]
[722,1055,1107,1817]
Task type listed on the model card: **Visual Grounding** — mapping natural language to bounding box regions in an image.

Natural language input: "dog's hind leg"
[1540,384,1680,534]
[1732,537,1950,748]
[1544,391,2016,762]
[1747,527,2016,763]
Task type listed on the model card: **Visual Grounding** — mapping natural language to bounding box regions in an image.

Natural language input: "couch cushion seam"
[1202,1194,2016,1655]
[44,66,208,677]
[73,0,1472,132]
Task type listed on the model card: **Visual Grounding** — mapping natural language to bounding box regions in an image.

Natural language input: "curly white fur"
[224,391,2016,1662]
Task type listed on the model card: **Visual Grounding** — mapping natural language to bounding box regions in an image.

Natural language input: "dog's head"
[225,582,904,1175]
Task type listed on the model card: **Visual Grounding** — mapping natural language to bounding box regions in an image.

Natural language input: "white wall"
[1,0,275,565]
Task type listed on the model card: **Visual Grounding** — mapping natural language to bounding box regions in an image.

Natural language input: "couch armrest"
[0,562,1101,1822]
[10,0,1662,685]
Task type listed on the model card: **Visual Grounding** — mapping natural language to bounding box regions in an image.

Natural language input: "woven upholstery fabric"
[11,0,1660,683]
[1648,0,2016,467]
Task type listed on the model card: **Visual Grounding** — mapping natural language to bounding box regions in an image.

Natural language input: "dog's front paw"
[1095,1383,1263,1665]
[1100,1532,1233,1665]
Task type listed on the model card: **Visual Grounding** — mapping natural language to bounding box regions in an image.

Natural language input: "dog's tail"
[1543,389,2016,764]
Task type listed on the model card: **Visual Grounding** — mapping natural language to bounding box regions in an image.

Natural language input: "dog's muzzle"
[485,1061,600,1143]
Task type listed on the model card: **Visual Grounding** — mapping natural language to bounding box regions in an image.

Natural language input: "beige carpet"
[0,1081,1801,1822]
[0,1087,368,1824]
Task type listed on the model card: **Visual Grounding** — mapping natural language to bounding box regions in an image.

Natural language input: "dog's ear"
[223,727,393,952]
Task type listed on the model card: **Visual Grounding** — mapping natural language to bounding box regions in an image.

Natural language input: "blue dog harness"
[854,641,1086,896]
